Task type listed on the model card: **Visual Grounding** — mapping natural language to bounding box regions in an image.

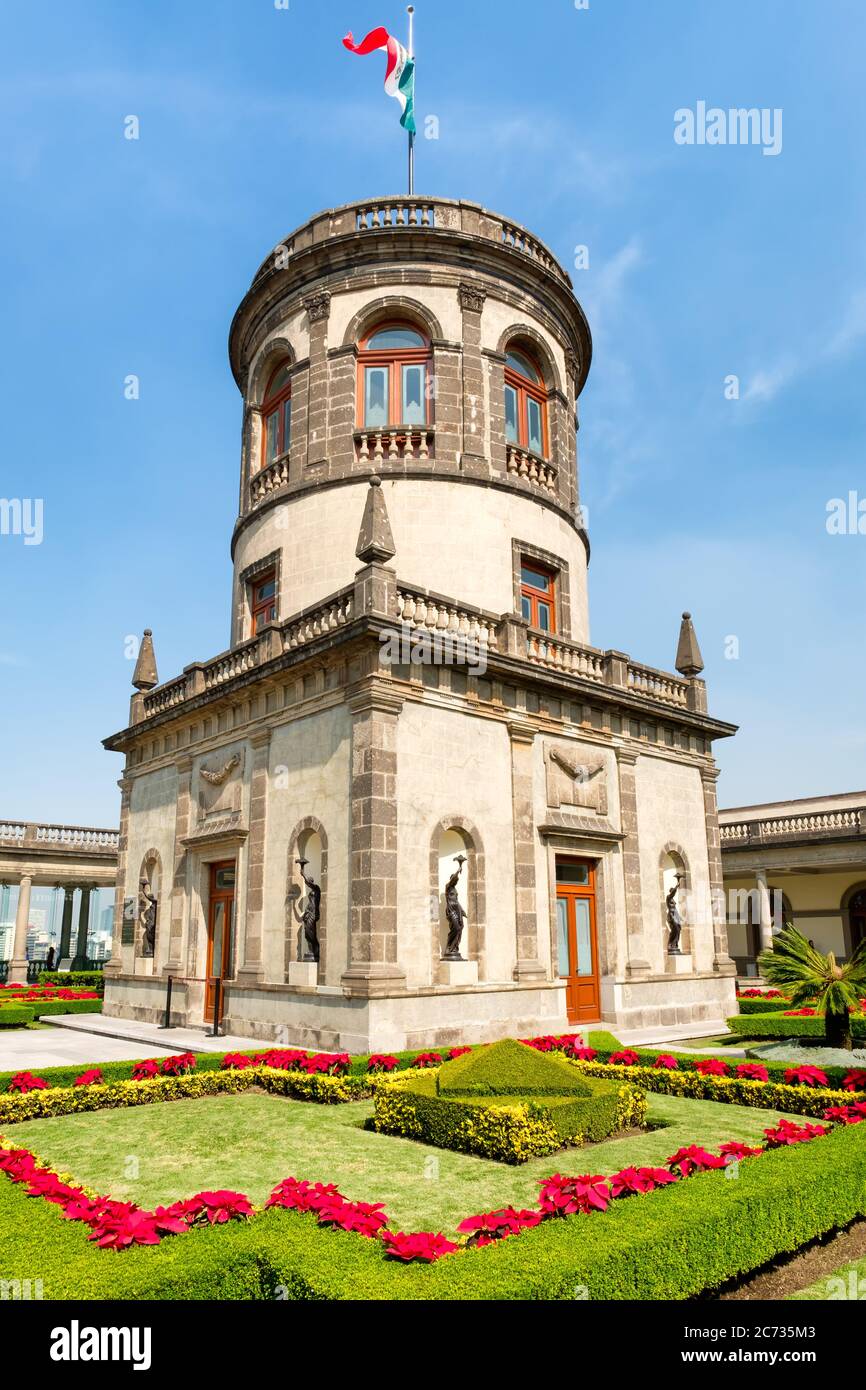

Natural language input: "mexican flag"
[342,26,416,134]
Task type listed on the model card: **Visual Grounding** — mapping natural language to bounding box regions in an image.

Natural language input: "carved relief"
[545,742,608,816]
[458,282,487,314]
[198,750,244,820]
[303,290,331,324]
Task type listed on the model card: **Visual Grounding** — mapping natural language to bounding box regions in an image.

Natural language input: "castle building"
[102,197,738,1050]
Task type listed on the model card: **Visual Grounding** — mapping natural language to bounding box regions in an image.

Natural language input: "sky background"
[1,0,865,825]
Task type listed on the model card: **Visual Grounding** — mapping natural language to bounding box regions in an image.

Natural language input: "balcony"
[354,426,434,465]
[720,808,866,847]
[250,452,290,507]
[506,444,557,493]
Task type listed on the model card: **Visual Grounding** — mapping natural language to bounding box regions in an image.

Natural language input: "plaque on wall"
[121,896,136,946]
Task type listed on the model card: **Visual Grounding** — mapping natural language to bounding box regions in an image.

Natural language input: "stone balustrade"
[355,201,437,230]
[0,822,119,849]
[283,590,355,652]
[721,809,866,845]
[250,452,290,506]
[203,638,259,691]
[354,427,433,465]
[395,588,499,649]
[505,444,558,492]
[525,631,606,681]
[142,673,190,718]
[627,662,689,708]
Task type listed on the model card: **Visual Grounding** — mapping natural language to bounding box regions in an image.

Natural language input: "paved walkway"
[39,1013,260,1056]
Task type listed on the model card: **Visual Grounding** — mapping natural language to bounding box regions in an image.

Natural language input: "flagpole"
[407,6,415,196]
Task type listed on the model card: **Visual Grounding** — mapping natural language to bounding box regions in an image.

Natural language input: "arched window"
[504,345,548,457]
[358,323,430,429]
[261,362,292,465]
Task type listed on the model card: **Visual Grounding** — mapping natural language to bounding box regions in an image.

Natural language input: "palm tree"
[758,925,866,1051]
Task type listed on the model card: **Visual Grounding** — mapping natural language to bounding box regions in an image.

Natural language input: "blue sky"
[1,0,865,825]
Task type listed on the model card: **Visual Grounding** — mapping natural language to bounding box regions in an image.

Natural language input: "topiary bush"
[729,1012,866,1042]
[0,1006,34,1029]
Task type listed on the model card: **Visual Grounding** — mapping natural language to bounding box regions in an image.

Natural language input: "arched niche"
[286,818,328,979]
[428,817,486,981]
[659,845,691,959]
[135,849,162,966]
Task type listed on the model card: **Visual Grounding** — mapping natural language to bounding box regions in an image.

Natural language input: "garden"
[0,971,103,1030]
[1,1025,864,1301]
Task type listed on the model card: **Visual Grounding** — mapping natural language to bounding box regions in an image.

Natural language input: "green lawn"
[788,1255,866,1300]
[4,1090,799,1236]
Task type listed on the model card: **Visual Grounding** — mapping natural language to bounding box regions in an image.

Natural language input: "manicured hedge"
[0,1006,34,1029]
[573,1058,861,1118]
[37,970,105,991]
[737,998,796,1015]
[0,1122,862,1300]
[597,1045,859,1092]
[728,1012,866,1042]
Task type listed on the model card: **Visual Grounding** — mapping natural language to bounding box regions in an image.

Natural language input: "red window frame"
[250,569,277,635]
[504,346,549,458]
[261,362,292,466]
[520,560,557,633]
[356,322,432,428]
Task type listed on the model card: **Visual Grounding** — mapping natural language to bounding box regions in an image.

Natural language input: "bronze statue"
[292,859,321,963]
[138,878,158,958]
[666,874,685,955]
[443,855,468,960]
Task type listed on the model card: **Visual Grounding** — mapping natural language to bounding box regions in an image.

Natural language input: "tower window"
[250,569,277,634]
[520,560,557,633]
[358,323,431,429]
[504,346,548,457]
[262,362,292,465]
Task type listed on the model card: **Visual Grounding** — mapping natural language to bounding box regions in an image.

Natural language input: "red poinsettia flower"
[823,1103,866,1126]
[160,1052,196,1076]
[695,1058,730,1077]
[457,1207,542,1244]
[447,1046,472,1060]
[609,1166,679,1198]
[783,1008,817,1017]
[367,1054,400,1072]
[520,1036,556,1052]
[736,1062,769,1082]
[538,1173,611,1216]
[131,1059,160,1080]
[718,1140,763,1161]
[410,1052,443,1068]
[572,1046,597,1061]
[783,1065,830,1087]
[842,1069,866,1092]
[90,1207,163,1249]
[609,1050,640,1066]
[653,1054,679,1070]
[254,1049,309,1070]
[763,1118,830,1148]
[73,1068,103,1087]
[183,1190,254,1224]
[220,1053,255,1070]
[381,1230,459,1262]
[7,1071,49,1093]
[667,1145,726,1176]
[265,1177,346,1213]
[316,1198,389,1238]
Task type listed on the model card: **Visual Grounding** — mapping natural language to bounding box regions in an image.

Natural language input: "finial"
[675,611,704,677]
[132,629,159,691]
[355,474,396,564]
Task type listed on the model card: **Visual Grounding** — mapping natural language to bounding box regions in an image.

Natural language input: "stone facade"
[102,196,738,1048]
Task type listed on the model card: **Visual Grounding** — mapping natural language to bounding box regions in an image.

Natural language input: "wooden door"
[205,861,235,1024]
[555,859,601,1024]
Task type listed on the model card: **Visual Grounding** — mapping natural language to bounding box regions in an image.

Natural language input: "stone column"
[303,291,331,471]
[755,869,774,955]
[508,719,545,981]
[341,683,406,996]
[103,774,132,978]
[166,756,193,973]
[458,282,487,473]
[239,729,271,980]
[58,886,75,961]
[701,767,736,972]
[8,871,34,984]
[617,750,650,975]
[71,886,92,969]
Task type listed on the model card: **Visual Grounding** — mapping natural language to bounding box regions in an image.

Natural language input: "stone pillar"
[508,719,545,980]
[239,729,271,980]
[303,291,331,470]
[58,886,75,960]
[458,282,487,472]
[341,683,406,996]
[71,887,92,969]
[8,872,34,984]
[755,868,774,955]
[166,756,193,973]
[617,751,650,975]
[701,767,736,972]
[103,774,132,977]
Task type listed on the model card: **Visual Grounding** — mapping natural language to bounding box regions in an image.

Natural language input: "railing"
[627,662,689,708]
[506,445,557,493]
[0,822,119,850]
[395,588,499,649]
[283,588,355,652]
[203,638,259,691]
[0,959,106,984]
[354,427,433,464]
[721,808,866,845]
[525,632,606,682]
[143,673,190,717]
[254,199,571,289]
[250,452,290,506]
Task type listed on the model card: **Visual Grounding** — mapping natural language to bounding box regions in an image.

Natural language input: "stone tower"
[103,197,737,1050]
